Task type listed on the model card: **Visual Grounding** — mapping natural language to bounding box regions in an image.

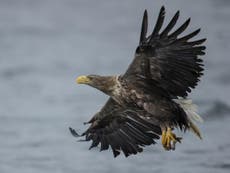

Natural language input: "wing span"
[70,98,161,157]
[124,6,206,97]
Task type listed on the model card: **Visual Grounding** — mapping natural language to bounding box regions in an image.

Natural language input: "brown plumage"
[70,6,205,157]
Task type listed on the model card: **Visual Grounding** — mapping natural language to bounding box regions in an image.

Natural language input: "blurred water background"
[0,0,230,172]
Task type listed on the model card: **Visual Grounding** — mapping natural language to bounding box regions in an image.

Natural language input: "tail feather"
[187,110,204,123]
[189,121,202,139]
[173,98,203,139]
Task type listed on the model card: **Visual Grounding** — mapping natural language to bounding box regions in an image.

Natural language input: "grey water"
[0,0,230,172]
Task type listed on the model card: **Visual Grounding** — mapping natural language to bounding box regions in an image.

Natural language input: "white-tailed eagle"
[69,6,205,157]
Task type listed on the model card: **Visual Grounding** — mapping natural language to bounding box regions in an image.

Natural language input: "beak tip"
[76,75,89,84]
[76,77,81,84]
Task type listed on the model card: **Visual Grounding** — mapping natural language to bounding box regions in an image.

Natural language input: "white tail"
[173,98,203,139]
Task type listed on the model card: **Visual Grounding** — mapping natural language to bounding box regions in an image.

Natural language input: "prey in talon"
[70,6,205,157]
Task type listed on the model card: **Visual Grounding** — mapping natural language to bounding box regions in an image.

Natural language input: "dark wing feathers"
[139,9,148,44]
[70,99,161,157]
[150,6,165,40]
[168,18,190,39]
[125,7,205,97]
[160,10,179,37]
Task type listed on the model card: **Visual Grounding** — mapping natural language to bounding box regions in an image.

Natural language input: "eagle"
[69,6,205,157]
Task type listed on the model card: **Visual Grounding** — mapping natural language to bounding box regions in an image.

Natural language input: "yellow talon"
[161,127,182,150]
[161,129,166,147]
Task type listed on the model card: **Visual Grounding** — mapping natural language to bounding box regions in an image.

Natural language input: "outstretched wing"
[124,6,206,97]
[70,98,161,157]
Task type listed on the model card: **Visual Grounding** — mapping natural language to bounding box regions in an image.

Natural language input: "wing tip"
[160,5,165,12]
[143,9,148,22]
[69,127,81,137]
[185,17,191,26]
[176,10,180,16]
[174,10,180,20]
[139,9,149,44]
[160,6,166,17]
[196,28,201,33]
[202,38,207,42]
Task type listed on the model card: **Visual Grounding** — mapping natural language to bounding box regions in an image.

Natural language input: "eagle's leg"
[161,127,182,150]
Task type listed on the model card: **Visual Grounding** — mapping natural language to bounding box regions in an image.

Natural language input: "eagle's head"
[76,75,119,96]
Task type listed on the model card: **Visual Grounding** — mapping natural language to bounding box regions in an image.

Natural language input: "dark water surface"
[0,0,230,172]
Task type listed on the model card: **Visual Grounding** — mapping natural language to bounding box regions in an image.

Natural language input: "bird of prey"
[69,6,205,157]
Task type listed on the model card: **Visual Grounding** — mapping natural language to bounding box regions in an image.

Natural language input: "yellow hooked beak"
[76,75,91,84]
